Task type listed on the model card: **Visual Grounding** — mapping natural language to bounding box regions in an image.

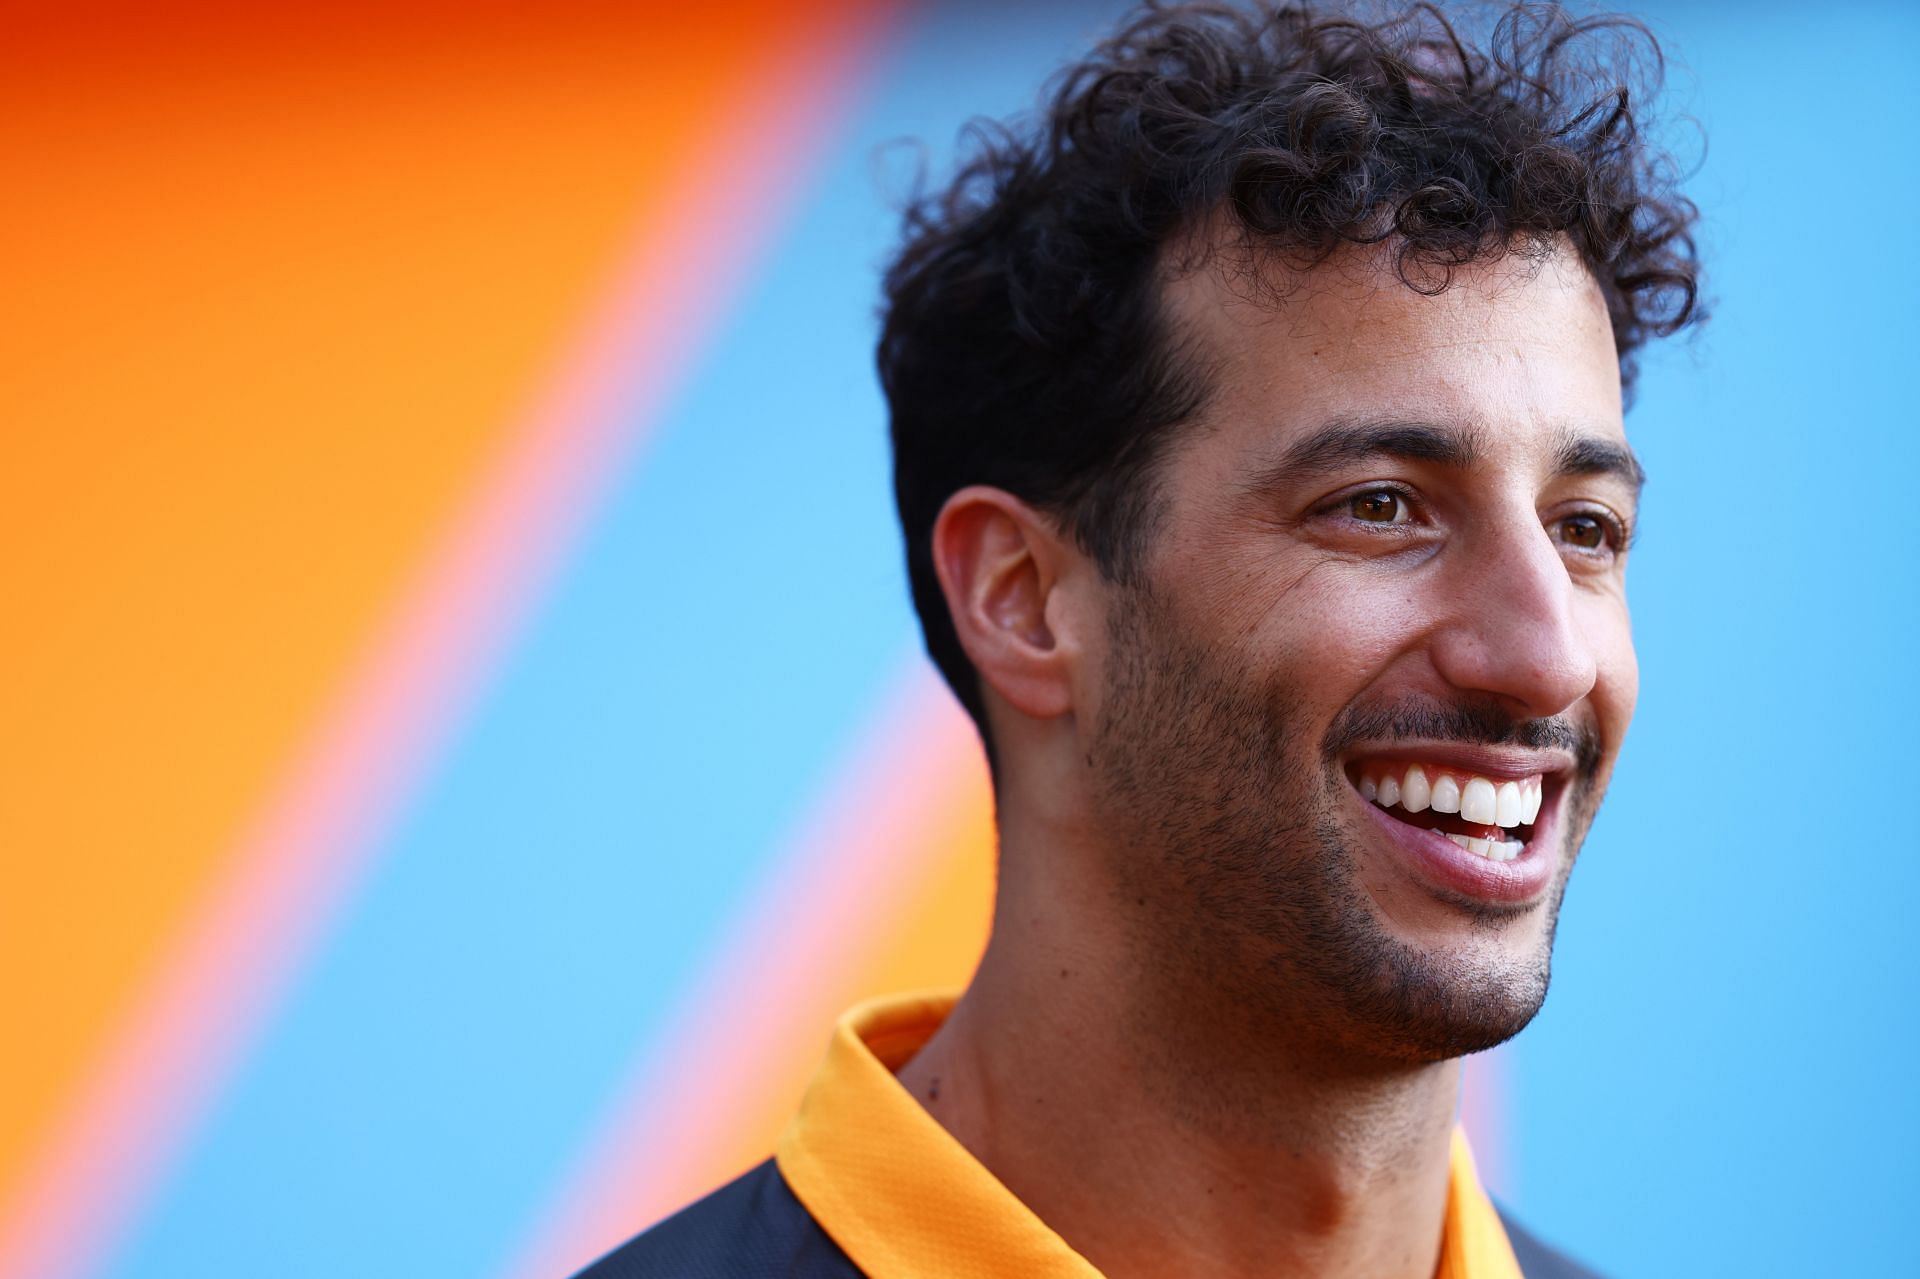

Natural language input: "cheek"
[1227,564,1435,699]
[1582,595,1639,739]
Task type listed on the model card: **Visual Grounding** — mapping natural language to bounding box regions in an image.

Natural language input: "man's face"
[1083,243,1637,1066]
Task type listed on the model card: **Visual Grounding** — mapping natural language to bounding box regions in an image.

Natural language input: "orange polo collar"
[776,991,1525,1279]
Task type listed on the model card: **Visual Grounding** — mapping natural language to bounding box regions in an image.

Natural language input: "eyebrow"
[1254,418,1483,489]
[1244,416,1646,497]
[1553,430,1647,494]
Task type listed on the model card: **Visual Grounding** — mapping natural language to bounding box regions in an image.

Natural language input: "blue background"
[1517,3,1920,1272]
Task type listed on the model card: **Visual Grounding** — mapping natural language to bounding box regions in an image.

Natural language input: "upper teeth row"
[1358,764,1543,828]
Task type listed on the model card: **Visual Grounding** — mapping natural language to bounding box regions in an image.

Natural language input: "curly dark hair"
[880,1,1701,744]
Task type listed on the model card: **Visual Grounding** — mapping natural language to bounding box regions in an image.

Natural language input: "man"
[583,2,1698,1275]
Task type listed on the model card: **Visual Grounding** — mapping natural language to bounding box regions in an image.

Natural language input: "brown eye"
[1349,490,1408,524]
[1557,514,1609,550]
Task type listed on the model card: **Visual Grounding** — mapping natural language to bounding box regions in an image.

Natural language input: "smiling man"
[581,4,1699,1278]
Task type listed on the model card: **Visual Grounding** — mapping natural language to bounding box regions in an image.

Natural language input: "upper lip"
[1340,742,1576,782]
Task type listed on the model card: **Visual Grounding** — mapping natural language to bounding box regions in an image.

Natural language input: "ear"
[931,485,1083,722]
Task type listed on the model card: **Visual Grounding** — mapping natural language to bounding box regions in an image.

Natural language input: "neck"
[895,818,1462,1279]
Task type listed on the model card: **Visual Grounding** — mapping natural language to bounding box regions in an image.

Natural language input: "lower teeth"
[1444,831,1524,862]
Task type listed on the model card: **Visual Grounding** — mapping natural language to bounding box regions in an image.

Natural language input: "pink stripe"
[0,13,897,1279]
[497,659,985,1279]
[1461,1046,1511,1200]
[501,658,1510,1273]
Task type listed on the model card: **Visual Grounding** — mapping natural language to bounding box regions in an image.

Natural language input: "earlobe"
[932,486,1079,722]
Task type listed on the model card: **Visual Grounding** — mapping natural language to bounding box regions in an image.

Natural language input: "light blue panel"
[1513,3,1919,1275]
[101,5,1125,1279]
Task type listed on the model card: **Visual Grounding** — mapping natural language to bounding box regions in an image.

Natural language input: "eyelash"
[1316,486,1633,555]
[1317,484,1423,531]
[1554,507,1633,555]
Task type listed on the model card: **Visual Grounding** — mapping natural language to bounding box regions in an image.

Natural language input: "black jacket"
[575,1158,1604,1278]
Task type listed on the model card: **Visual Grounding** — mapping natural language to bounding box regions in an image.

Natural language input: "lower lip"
[1356,787,1559,906]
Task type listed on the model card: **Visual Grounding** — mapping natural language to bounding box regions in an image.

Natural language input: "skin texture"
[896,238,1637,1279]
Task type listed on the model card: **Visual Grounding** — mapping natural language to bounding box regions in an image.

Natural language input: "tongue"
[1384,805,1510,842]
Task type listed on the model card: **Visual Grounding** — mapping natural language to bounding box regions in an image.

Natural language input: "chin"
[1344,935,1554,1063]
[1265,817,1570,1065]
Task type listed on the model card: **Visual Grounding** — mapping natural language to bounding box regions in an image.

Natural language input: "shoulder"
[571,1159,861,1279]
[1495,1203,1607,1279]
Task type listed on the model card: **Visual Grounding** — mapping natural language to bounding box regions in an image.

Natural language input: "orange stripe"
[500,664,996,1278]
[513,716,1515,1266]
[703,731,999,1185]
[0,0,872,1235]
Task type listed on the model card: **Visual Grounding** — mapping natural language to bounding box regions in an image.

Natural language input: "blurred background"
[3,2,1914,1276]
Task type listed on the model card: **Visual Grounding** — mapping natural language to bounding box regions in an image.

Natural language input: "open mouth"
[1348,761,1546,863]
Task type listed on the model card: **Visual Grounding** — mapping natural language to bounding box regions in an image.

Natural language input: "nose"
[1428,514,1599,720]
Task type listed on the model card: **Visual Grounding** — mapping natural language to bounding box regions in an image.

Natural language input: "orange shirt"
[777,992,1526,1279]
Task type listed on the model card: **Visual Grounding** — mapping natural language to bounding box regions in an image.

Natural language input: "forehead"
[1159,239,1625,464]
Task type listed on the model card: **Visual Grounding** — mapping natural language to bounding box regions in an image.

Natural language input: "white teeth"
[1360,763,1546,845]
[1401,765,1431,813]
[1460,777,1497,825]
[1495,782,1523,828]
[1443,831,1525,863]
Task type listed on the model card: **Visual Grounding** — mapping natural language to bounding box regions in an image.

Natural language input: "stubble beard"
[1088,580,1601,1079]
